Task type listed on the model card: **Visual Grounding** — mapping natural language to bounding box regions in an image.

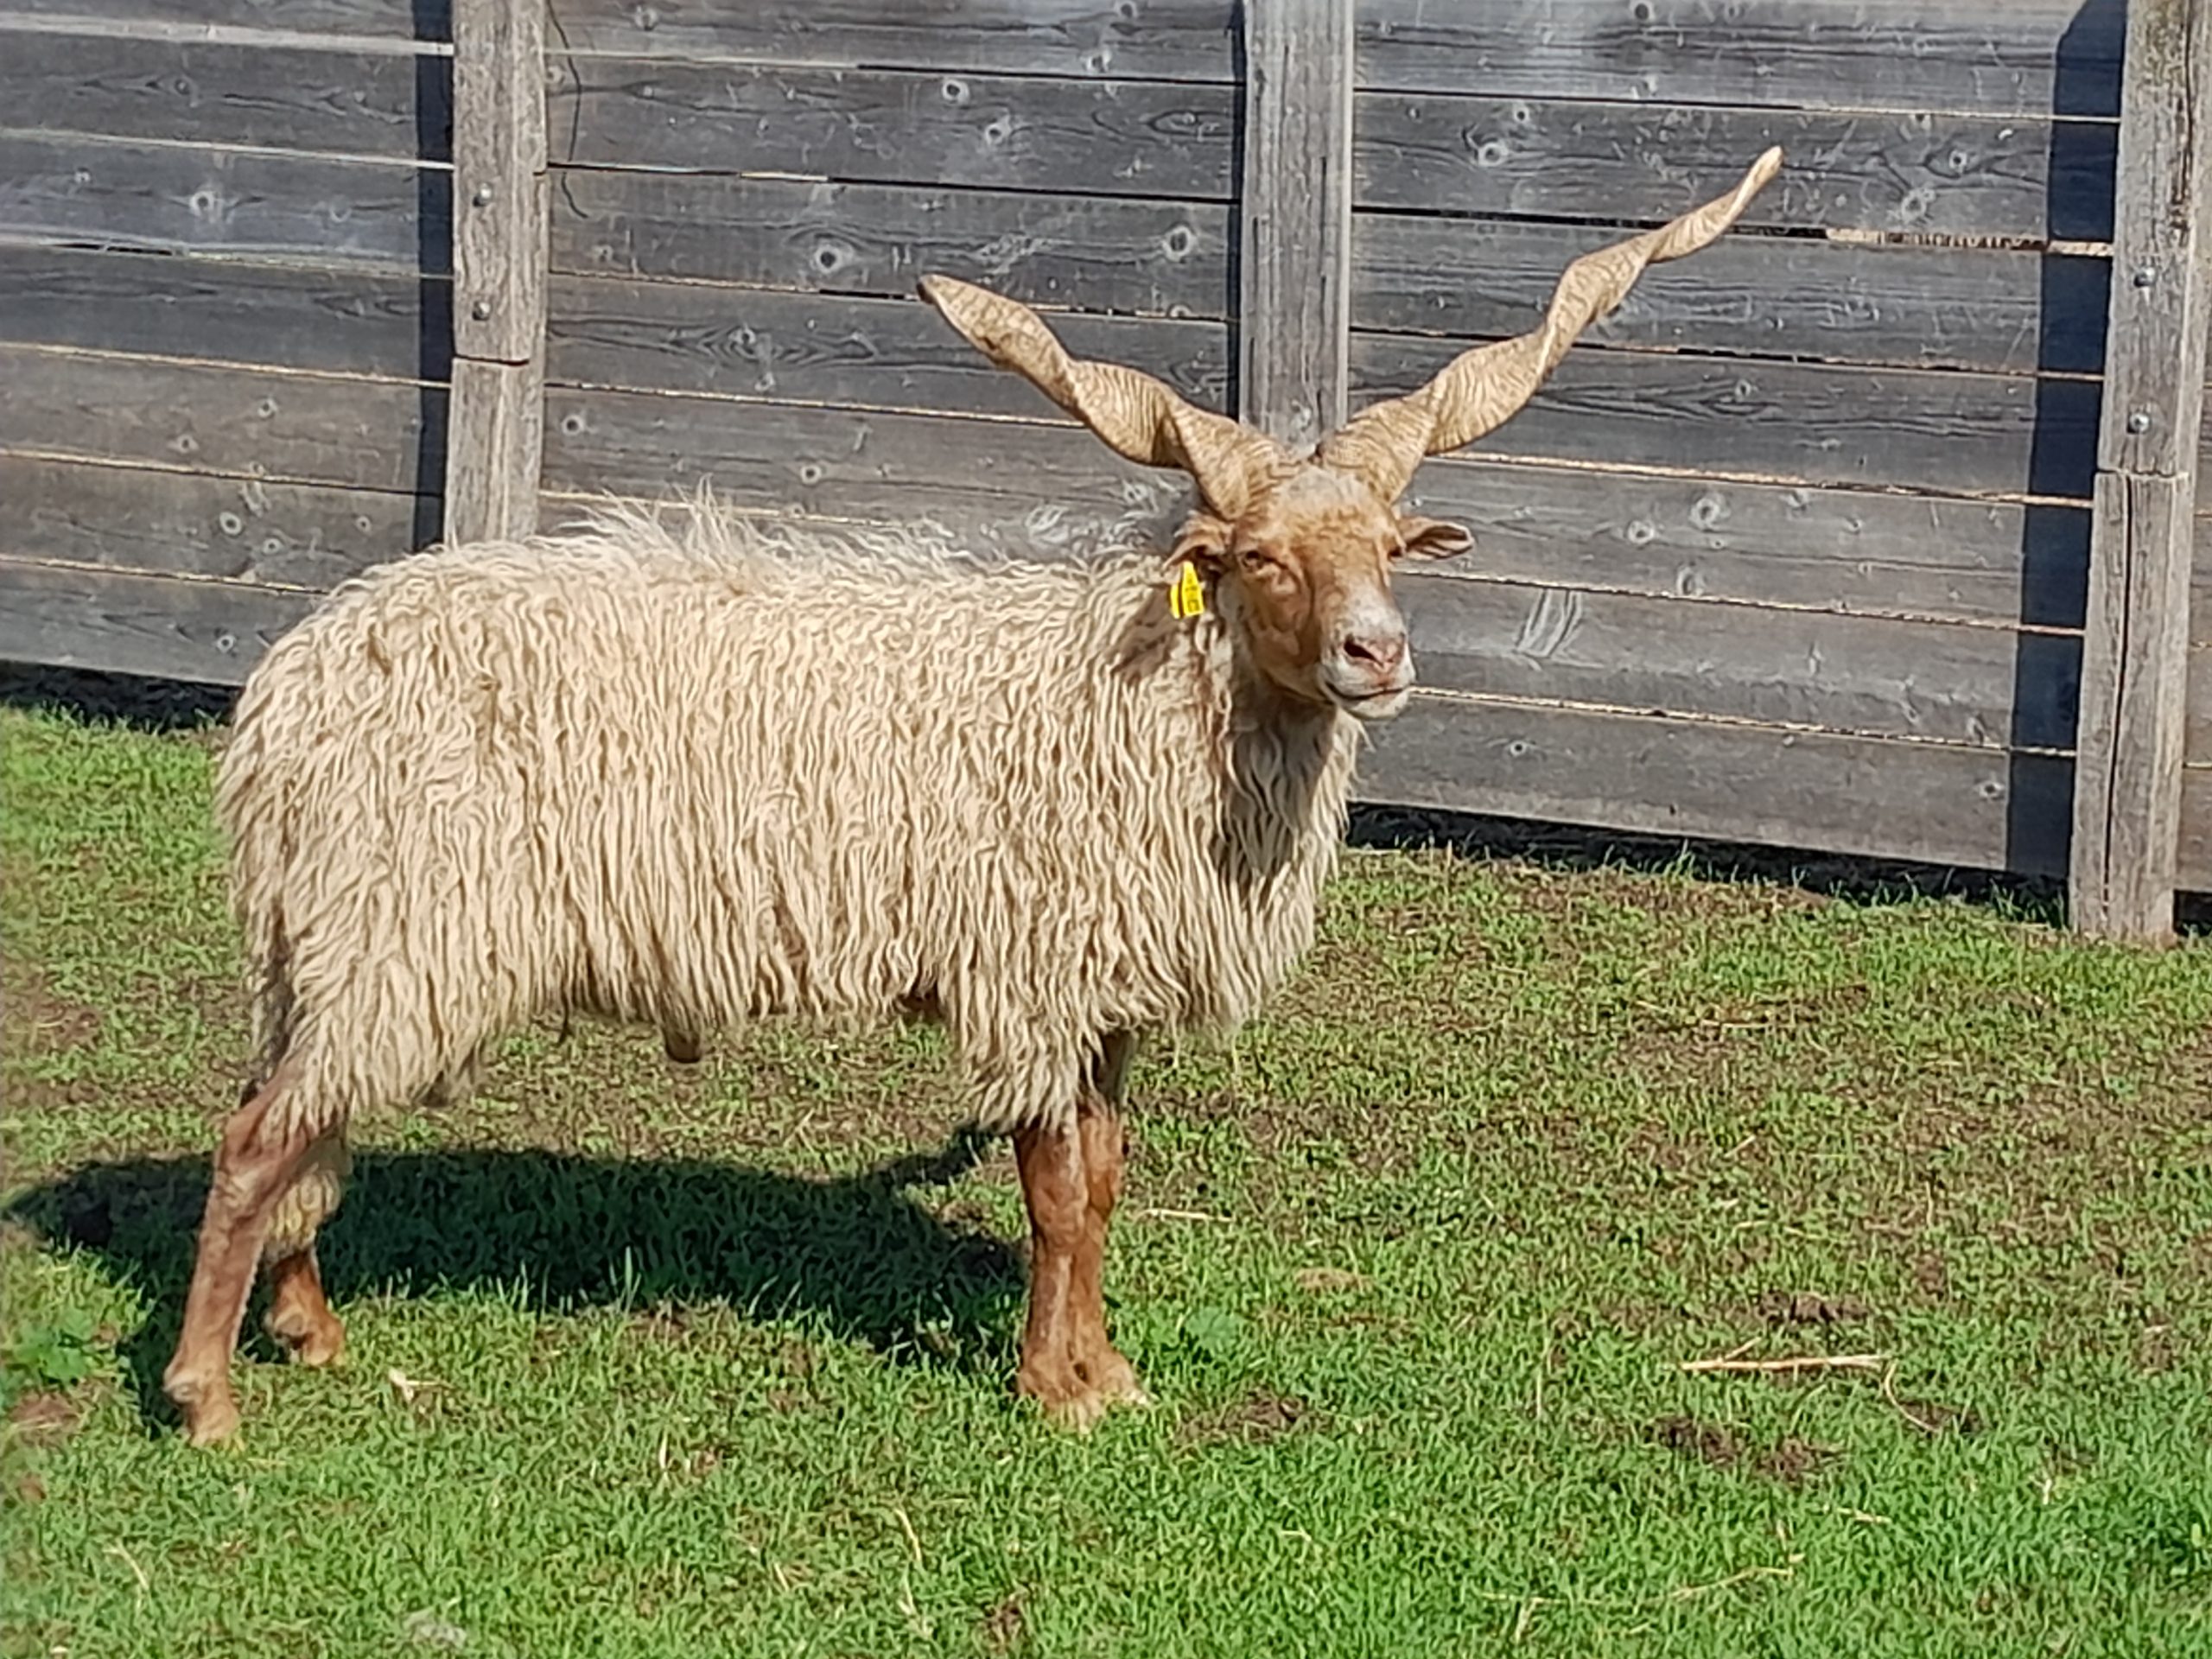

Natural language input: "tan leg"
[1012,1117,1102,1430]
[259,1131,350,1367]
[1070,1035,1148,1407]
[264,1248,346,1367]
[162,1066,319,1446]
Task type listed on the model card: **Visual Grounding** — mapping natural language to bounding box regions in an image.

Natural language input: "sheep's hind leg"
[1070,1033,1148,1408]
[162,1063,322,1446]
[260,1133,353,1367]
[1012,1116,1105,1431]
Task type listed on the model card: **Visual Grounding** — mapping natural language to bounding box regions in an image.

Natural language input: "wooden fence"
[2,0,2208,942]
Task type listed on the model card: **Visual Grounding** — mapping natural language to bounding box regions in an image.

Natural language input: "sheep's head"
[918,147,1781,723]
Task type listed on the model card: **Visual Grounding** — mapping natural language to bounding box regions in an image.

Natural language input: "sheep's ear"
[1171,518,1230,575]
[1395,516,1474,562]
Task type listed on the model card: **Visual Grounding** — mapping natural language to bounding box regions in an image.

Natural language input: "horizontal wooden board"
[1358,692,2073,877]
[0,132,448,270]
[546,60,1234,200]
[0,345,446,493]
[1357,216,2109,376]
[1353,94,2117,242]
[549,170,1230,316]
[1355,0,2124,119]
[0,27,449,158]
[547,280,1229,415]
[540,0,1235,79]
[1397,572,2077,750]
[542,391,1198,554]
[0,244,448,378]
[3,455,434,588]
[1351,335,2102,500]
[0,556,316,685]
[1402,458,2090,631]
[3,2,448,43]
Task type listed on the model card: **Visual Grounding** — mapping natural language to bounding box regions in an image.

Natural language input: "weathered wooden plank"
[1237,0,1351,448]
[444,0,545,543]
[1395,572,2078,751]
[537,0,1234,79]
[0,27,449,158]
[546,279,1230,416]
[0,557,316,686]
[2,454,433,588]
[1357,215,2110,376]
[1357,691,2074,877]
[1353,94,2117,242]
[546,59,1236,201]
[2071,0,2212,944]
[1353,335,2102,500]
[0,244,448,378]
[548,170,1230,316]
[1403,457,2090,631]
[0,132,448,271]
[541,390,1196,555]
[2179,765,2212,889]
[0,345,445,493]
[3,2,448,44]
[1355,0,2124,119]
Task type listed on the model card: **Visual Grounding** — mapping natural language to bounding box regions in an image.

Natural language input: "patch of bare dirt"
[980,1592,1027,1655]
[1756,1290,1872,1328]
[5,1389,86,1448]
[1649,1415,1838,1486]
[1175,1388,1318,1448]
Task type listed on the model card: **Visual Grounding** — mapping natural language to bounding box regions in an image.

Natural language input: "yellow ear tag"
[1169,562,1206,620]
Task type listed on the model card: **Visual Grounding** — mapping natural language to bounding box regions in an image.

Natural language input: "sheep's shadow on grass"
[4,1130,1026,1434]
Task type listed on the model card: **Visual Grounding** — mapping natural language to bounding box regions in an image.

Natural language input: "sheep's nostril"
[1342,632,1408,674]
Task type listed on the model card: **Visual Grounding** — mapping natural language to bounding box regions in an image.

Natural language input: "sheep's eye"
[1239,545,1282,575]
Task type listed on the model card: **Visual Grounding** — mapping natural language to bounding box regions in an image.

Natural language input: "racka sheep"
[162,150,1782,1444]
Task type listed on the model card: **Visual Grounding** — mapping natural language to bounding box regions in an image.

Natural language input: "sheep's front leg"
[1070,1033,1148,1408]
[1012,1116,1104,1429]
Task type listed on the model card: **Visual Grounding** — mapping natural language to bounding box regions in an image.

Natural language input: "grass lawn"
[3,696,2209,1658]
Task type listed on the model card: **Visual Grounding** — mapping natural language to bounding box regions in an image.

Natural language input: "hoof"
[1084,1349,1154,1409]
[663,1031,703,1065]
[267,1306,346,1369]
[166,1372,241,1447]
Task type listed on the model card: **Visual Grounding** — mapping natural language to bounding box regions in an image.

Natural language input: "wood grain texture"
[1355,0,2124,118]
[1356,215,2109,375]
[0,345,445,493]
[2071,0,2212,943]
[0,556,316,685]
[0,244,448,378]
[0,131,448,271]
[1353,335,2102,500]
[3,454,434,588]
[545,59,1236,200]
[445,0,546,543]
[540,390,1196,555]
[1353,93,2117,241]
[548,170,1230,315]
[539,0,1235,79]
[3,2,448,43]
[2179,766,2212,888]
[1236,0,1352,447]
[1357,692,2073,877]
[0,26,449,157]
[547,280,1230,416]
[1396,572,2078,750]
[1402,457,2090,631]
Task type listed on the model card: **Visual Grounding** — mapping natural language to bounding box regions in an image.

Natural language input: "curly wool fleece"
[219,499,1363,1146]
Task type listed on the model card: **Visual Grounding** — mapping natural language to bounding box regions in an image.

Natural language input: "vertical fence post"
[2071,0,2212,944]
[444,0,549,545]
[1237,0,1355,448]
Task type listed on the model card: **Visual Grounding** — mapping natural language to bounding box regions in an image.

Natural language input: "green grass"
[3,699,2209,1657]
